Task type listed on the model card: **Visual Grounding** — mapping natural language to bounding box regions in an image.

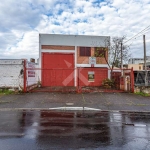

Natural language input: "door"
[42,53,74,86]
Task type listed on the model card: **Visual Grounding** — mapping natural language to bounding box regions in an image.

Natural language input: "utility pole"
[121,42,123,76]
[143,35,148,86]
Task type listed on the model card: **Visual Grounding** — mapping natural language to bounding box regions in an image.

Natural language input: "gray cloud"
[0,1,41,31]
[0,0,150,60]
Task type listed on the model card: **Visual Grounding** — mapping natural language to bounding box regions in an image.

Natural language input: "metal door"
[42,53,74,86]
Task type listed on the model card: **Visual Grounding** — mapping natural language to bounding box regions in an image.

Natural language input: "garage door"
[42,53,74,86]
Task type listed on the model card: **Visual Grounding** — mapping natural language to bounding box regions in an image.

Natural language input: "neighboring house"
[124,63,150,86]
[39,34,110,87]
[127,56,150,71]
[140,62,150,70]
[128,56,150,64]
[145,62,150,70]
[123,64,143,71]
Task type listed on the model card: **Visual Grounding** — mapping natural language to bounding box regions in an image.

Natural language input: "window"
[80,47,91,56]
[88,71,95,82]
[94,47,106,57]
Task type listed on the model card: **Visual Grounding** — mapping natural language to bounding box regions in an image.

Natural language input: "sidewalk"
[0,92,150,111]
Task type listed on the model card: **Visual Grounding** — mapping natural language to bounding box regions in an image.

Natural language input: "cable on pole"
[124,25,150,44]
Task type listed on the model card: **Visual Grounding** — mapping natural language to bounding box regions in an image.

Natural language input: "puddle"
[0,110,150,149]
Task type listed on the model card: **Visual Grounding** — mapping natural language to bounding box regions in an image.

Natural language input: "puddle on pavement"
[0,110,150,150]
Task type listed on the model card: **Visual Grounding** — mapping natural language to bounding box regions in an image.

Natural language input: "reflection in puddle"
[0,110,150,149]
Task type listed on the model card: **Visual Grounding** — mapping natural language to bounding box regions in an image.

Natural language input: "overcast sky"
[0,0,150,61]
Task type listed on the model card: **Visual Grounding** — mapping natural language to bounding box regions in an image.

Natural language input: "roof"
[39,34,110,47]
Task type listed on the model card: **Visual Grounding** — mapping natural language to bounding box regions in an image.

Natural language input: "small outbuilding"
[0,59,37,91]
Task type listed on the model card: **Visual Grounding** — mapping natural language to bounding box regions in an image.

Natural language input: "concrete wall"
[0,59,38,91]
[39,34,110,47]
[128,58,144,64]
[128,57,150,64]
[127,64,143,71]
[0,59,24,90]
[134,86,150,94]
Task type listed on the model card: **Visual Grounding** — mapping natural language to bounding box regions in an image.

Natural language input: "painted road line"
[48,107,101,111]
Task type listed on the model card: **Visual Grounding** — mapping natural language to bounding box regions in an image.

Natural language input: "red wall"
[78,67,108,86]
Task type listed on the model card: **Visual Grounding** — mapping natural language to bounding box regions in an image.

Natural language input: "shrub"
[102,78,114,88]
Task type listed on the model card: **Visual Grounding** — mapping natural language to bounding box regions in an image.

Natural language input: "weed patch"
[135,92,150,97]
[0,89,14,95]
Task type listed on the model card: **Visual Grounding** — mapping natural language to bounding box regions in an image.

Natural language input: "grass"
[0,89,15,95]
[135,92,150,97]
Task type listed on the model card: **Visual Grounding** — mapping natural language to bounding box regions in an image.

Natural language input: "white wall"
[39,34,110,47]
[129,58,150,64]
[128,58,143,64]
[0,59,24,90]
[127,64,143,70]
[0,60,38,91]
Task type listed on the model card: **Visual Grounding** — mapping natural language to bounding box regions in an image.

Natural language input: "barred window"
[80,47,91,56]
[94,47,106,57]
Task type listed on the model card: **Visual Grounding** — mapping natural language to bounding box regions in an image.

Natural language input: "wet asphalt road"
[0,92,150,111]
[0,110,150,150]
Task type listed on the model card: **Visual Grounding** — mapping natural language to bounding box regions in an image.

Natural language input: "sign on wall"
[27,62,35,77]
[88,71,95,82]
[26,61,37,87]
[89,57,96,64]
[89,57,96,67]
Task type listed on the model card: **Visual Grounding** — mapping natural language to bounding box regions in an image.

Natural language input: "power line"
[133,29,150,39]
[124,25,150,44]
[124,25,150,43]
[127,29,150,45]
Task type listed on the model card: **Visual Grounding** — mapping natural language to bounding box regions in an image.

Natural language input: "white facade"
[128,57,150,64]
[0,59,24,90]
[0,59,38,91]
[128,58,144,64]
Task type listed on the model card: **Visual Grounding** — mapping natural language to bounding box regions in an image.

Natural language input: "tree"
[108,36,130,70]
[95,36,131,78]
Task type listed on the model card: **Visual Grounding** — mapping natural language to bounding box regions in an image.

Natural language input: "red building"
[39,34,110,87]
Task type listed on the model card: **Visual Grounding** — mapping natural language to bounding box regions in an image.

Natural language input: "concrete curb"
[0,108,150,113]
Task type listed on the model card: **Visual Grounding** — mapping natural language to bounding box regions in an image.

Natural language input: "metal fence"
[23,67,134,93]
[134,71,150,86]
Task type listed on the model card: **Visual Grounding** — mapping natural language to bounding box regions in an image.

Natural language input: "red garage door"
[42,53,74,86]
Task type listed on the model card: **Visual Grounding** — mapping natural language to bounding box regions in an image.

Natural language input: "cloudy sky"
[0,0,150,62]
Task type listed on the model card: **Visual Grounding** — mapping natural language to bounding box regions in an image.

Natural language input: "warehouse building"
[39,34,110,87]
